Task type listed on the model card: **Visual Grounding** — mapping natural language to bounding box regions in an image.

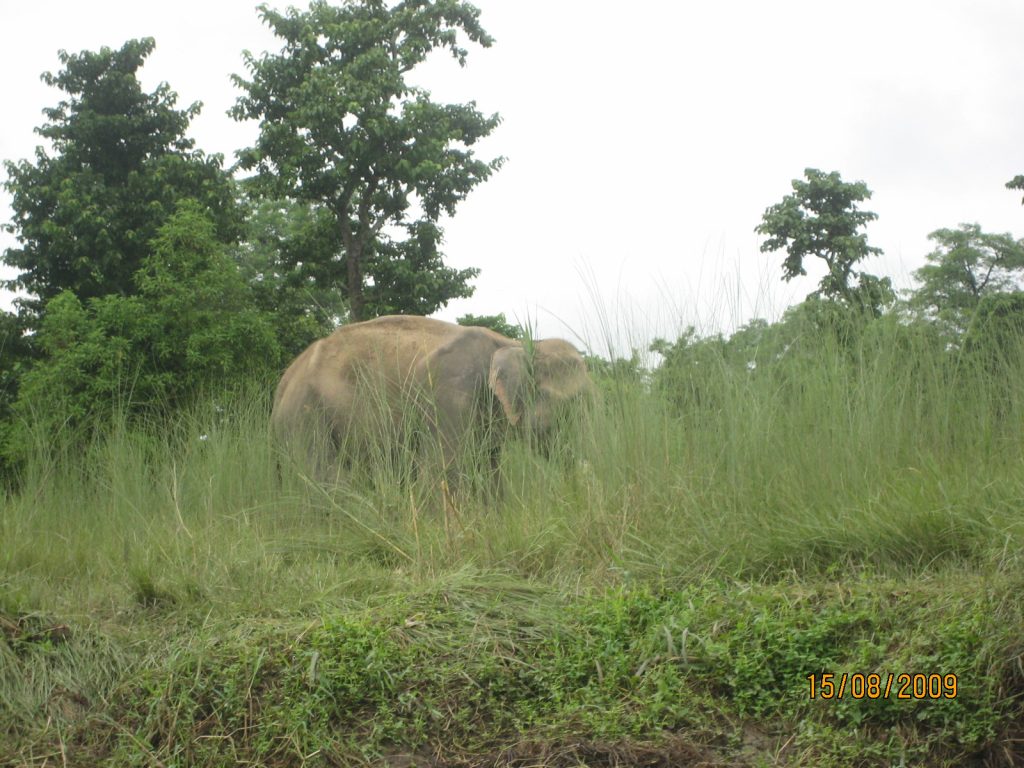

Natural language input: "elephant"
[271,315,593,489]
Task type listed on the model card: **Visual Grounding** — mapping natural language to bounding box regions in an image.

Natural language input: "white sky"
[2,1,1023,354]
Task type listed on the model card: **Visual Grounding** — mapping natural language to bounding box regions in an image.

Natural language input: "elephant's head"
[488,339,593,438]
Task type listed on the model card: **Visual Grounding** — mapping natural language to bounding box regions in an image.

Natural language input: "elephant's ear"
[489,346,528,426]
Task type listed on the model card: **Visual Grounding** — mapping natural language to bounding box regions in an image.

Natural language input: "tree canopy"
[2,38,241,315]
[230,0,502,321]
[233,197,348,357]
[6,201,280,462]
[756,168,891,314]
[1008,175,1024,205]
[910,224,1024,333]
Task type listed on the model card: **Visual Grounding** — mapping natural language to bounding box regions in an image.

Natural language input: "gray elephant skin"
[271,315,593,482]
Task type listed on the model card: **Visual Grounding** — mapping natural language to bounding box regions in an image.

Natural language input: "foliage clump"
[756,168,893,315]
[5,202,279,462]
[457,312,523,339]
[2,38,241,313]
[230,0,503,321]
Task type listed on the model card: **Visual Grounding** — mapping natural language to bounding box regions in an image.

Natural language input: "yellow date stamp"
[808,673,958,700]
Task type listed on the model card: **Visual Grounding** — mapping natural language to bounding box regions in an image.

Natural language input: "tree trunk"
[341,186,377,323]
[347,243,364,322]
[341,218,364,322]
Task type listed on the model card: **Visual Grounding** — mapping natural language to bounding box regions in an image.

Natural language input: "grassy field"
[3,314,1024,766]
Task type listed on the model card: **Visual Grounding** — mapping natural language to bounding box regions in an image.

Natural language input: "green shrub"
[4,201,281,465]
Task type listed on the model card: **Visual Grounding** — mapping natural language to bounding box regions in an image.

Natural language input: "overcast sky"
[2,1,1023,353]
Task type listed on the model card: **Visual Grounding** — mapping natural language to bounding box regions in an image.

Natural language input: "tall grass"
[661,316,1024,575]
[4,313,1024,620]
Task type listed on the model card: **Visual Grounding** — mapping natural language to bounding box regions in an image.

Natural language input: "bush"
[4,201,281,464]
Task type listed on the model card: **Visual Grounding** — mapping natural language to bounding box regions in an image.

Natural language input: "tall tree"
[231,0,502,321]
[1008,175,1024,205]
[909,223,1024,333]
[2,38,241,315]
[756,168,892,314]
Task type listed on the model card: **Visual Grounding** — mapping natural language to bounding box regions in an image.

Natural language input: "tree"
[1008,175,1024,205]
[230,0,502,321]
[234,197,348,356]
[909,223,1024,333]
[134,200,282,391]
[234,199,480,354]
[5,202,280,463]
[2,39,241,315]
[756,168,892,314]
[0,309,34,474]
[362,220,478,317]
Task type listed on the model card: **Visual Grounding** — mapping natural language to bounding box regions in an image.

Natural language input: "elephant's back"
[322,315,516,369]
[282,316,458,406]
[317,316,459,370]
[328,315,463,348]
[274,315,512,419]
